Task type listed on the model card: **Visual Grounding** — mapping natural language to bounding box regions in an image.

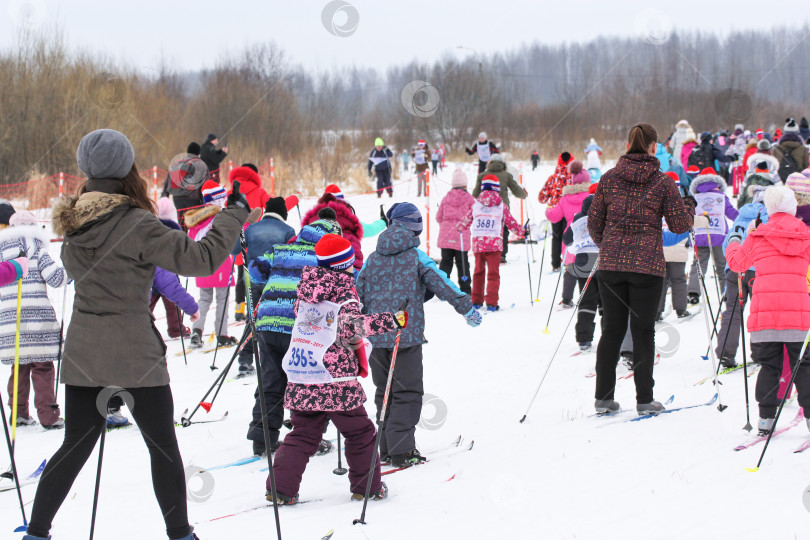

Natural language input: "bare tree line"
[1,24,809,194]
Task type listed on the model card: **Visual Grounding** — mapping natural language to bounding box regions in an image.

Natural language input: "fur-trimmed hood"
[561,182,591,196]
[52,192,133,238]
[689,173,727,195]
[182,204,220,229]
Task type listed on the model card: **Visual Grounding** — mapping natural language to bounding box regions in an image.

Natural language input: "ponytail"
[626,123,658,155]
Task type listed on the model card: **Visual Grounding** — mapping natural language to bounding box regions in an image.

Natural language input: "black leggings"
[28,385,190,539]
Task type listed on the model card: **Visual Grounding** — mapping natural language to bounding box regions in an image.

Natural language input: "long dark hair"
[78,164,156,214]
[626,123,658,155]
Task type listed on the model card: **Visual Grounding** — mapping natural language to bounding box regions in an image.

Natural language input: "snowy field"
[1,161,810,540]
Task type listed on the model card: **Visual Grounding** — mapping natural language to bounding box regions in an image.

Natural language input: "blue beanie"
[386,203,423,235]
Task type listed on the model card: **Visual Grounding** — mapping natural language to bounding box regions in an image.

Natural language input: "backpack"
[776,145,799,181]
[687,144,714,171]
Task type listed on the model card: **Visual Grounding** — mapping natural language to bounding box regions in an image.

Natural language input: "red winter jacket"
[538,154,574,206]
[301,194,364,269]
[726,212,810,334]
[228,166,270,211]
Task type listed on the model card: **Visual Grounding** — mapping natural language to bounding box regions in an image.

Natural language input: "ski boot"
[189,328,203,350]
[266,490,298,505]
[175,528,201,540]
[620,351,634,371]
[558,299,574,309]
[594,399,620,415]
[282,419,293,430]
[15,416,37,427]
[719,355,737,369]
[237,363,255,378]
[472,303,483,310]
[43,418,65,430]
[316,439,333,456]
[390,449,426,468]
[687,293,700,305]
[234,302,246,322]
[757,417,775,436]
[380,453,391,466]
[486,305,499,312]
[107,409,131,429]
[579,342,592,352]
[500,254,507,264]
[351,481,388,501]
[637,401,666,416]
[217,335,238,347]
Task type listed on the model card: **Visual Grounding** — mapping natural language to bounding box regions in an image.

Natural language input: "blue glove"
[464,308,482,328]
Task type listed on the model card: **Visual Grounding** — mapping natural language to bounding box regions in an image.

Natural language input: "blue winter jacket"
[232,214,295,266]
[656,143,671,172]
[356,223,473,348]
[722,202,769,272]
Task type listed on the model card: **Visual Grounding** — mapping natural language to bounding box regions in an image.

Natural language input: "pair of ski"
[480,303,516,315]
[734,408,810,453]
[594,393,720,426]
[175,409,229,428]
[380,435,474,476]
[693,363,760,386]
[0,459,47,492]
[174,342,237,357]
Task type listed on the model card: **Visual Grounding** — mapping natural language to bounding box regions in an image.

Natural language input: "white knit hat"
[763,185,797,216]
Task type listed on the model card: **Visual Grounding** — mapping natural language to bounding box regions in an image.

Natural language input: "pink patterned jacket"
[457,190,524,253]
[284,265,398,412]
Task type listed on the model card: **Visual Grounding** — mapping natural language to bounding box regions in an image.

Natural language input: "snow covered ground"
[2,162,810,540]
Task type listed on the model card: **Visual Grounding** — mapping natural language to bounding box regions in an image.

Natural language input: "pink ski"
[734,408,804,451]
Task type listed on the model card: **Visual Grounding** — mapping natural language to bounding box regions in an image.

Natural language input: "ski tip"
[745,467,759,472]
[320,529,335,540]
[542,328,550,335]
[519,415,527,423]
[468,440,475,451]
[14,525,27,532]
[700,355,709,361]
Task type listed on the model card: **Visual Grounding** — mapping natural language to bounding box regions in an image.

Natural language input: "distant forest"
[1,25,808,192]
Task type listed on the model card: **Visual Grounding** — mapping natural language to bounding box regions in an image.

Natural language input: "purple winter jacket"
[689,173,739,247]
[152,267,198,315]
[796,205,810,226]
[436,187,475,250]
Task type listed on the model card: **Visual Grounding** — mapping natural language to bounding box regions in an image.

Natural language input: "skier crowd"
[2,116,810,539]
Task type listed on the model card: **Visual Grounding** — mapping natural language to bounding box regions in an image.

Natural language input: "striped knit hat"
[786,172,810,206]
[480,174,501,192]
[665,171,680,186]
[324,184,344,199]
[202,180,227,206]
[315,234,355,271]
[686,165,700,178]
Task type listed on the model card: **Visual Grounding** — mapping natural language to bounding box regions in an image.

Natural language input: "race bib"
[471,201,503,238]
[694,192,726,236]
[413,149,427,165]
[282,299,359,384]
[477,142,492,162]
[570,216,598,253]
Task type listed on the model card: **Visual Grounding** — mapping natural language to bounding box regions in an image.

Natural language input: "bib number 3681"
[288,347,316,367]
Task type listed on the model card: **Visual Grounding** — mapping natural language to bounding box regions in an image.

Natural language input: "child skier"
[687,168,739,305]
[538,152,575,271]
[726,186,810,435]
[368,138,394,198]
[412,140,430,196]
[458,176,525,311]
[184,180,238,349]
[546,160,591,308]
[270,234,405,504]
[357,202,481,467]
[152,197,193,340]
[465,132,499,174]
[0,210,68,429]
[561,195,600,350]
[436,169,475,294]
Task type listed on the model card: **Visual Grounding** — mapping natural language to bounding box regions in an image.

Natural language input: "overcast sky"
[1,0,807,74]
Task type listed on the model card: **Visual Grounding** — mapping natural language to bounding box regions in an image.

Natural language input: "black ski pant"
[27,385,190,539]
[715,269,756,360]
[235,264,246,304]
[375,168,392,197]
[439,248,471,294]
[595,270,664,404]
[431,160,438,175]
[754,341,810,419]
[370,345,423,456]
[477,160,487,174]
[562,269,577,303]
[575,274,599,343]
[550,218,567,270]
[237,285,263,369]
[247,330,290,447]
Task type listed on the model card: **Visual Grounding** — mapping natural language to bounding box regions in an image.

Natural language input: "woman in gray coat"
[23,130,250,540]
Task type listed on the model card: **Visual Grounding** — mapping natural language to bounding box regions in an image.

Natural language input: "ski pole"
[0,389,27,532]
[690,230,727,412]
[534,220,549,302]
[739,273,753,432]
[458,231,469,285]
[703,214,724,307]
[10,277,22,455]
[542,245,567,334]
[52,282,68,407]
[236,199,283,539]
[709,286,737,375]
[520,258,599,423]
[89,415,107,540]
[354,299,408,526]
[748,325,810,471]
[524,220,533,306]
[701,294,726,360]
[209,257,238,371]
[333,433,347,476]
[177,305,188,366]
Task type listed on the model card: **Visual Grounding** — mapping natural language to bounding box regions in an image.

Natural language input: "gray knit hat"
[76,129,135,180]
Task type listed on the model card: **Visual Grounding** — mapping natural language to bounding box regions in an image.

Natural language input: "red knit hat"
[665,171,680,185]
[588,183,599,194]
[315,234,355,271]
[202,180,227,206]
[480,174,501,192]
[324,184,344,199]
[699,167,717,176]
